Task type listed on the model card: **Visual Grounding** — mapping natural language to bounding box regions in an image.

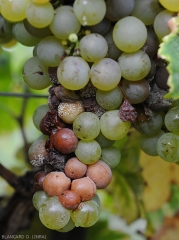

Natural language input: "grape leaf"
[105,173,140,224]
[158,15,179,99]
[86,219,130,240]
[113,130,141,174]
[140,151,179,212]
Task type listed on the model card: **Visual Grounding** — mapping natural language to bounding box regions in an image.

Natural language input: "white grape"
[113,16,147,52]
[57,56,90,90]
[73,0,106,26]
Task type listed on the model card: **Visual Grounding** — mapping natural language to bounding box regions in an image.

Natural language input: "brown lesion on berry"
[119,99,137,122]
[40,109,66,135]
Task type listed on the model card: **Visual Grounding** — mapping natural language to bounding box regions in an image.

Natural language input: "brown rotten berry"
[52,128,78,154]
[65,157,87,179]
[59,190,81,210]
[34,171,47,191]
[86,160,112,189]
[71,176,96,202]
[43,171,71,196]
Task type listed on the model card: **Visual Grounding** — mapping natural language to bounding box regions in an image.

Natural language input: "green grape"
[39,196,71,230]
[106,0,135,22]
[32,191,49,211]
[101,146,121,168]
[118,50,151,81]
[73,112,100,141]
[95,131,115,148]
[154,10,174,42]
[71,200,100,227]
[165,106,179,135]
[90,58,121,91]
[1,0,30,22]
[139,130,165,156]
[143,28,159,58]
[22,56,51,90]
[75,140,101,164]
[79,33,108,62]
[131,0,162,25]
[0,16,13,43]
[113,16,147,52]
[26,2,54,28]
[96,86,123,110]
[132,112,163,136]
[33,44,38,56]
[104,28,122,61]
[100,110,131,140]
[73,0,106,26]
[56,218,75,233]
[57,56,90,90]
[23,19,52,38]
[12,22,42,47]
[158,0,179,12]
[88,17,111,36]
[50,5,81,40]
[36,36,65,67]
[157,133,179,162]
[92,194,101,207]
[120,79,150,104]
[33,104,49,130]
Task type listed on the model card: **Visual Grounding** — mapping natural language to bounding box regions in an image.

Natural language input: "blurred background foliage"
[1,42,179,240]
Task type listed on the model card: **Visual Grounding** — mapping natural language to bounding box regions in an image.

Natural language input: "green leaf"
[113,130,141,173]
[86,219,130,240]
[125,172,145,198]
[169,184,179,211]
[105,173,140,224]
[158,15,179,99]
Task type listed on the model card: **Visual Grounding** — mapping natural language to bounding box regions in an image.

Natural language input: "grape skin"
[22,56,51,90]
[154,10,175,42]
[164,106,179,135]
[90,58,121,91]
[32,191,49,211]
[33,104,49,130]
[36,36,65,67]
[50,5,81,40]
[73,112,100,141]
[39,196,70,230]
[113,16,147,52]
[79,33,108,62]
[118,50,151,81]
[73,0,106,26]
[26,2,54,28]
[71,200,100,227]
[100,110,131,141]
[157,133,179,162]
[1,0,30,22]
[158,0,179,12]
[75,140,101,164]
[57,56,90,90]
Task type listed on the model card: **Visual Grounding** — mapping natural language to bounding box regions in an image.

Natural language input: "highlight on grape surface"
[1,0,179,234]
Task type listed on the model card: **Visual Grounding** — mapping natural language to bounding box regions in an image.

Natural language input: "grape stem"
[0,163,19,190]
[0,92,48,98]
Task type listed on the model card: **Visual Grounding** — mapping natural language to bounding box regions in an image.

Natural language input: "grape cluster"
[1,0,179,232]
